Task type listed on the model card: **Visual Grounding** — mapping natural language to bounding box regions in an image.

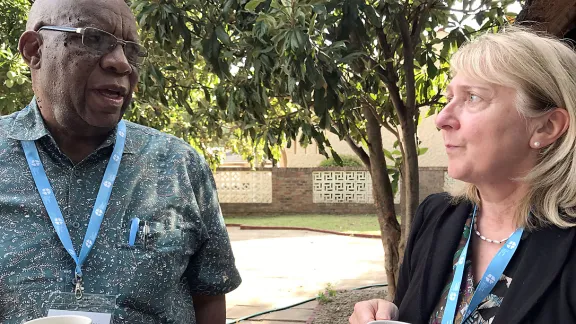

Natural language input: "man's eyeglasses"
[37,26,148,66]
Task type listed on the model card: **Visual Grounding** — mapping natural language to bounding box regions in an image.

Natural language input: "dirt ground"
[310,287,389,324]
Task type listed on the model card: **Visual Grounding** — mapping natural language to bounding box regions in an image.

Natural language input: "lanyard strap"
[22,120,127,278]
[441,206,524,324]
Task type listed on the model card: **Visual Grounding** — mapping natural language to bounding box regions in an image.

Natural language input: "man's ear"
[18,31,43,70]
[529,108,570,149]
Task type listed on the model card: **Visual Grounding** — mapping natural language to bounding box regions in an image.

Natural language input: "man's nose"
[100,44,132,75]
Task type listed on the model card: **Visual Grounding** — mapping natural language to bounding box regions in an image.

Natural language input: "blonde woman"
[350,27,576,324]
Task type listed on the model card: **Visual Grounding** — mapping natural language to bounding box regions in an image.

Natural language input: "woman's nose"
[435,102,460,130]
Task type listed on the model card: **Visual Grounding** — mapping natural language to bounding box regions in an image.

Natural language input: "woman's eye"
[469,94,480,102]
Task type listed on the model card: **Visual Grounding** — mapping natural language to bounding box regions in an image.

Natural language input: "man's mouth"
[97,89,123,100]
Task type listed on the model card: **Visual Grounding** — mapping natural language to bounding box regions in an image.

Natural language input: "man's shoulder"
[0,111,20,127]
[124,121,203,161]
[0,111,21,138]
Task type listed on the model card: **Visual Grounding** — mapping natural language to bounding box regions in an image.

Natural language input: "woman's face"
[435,74,538,186]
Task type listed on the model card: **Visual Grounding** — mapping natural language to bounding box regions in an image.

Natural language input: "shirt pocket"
[113,219,207,309]
[117,220,186,253]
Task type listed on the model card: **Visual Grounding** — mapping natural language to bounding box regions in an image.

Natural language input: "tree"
[0,0,263,168]
[134,0,515,296]
[1,0,517,295]
[0,0,33,114]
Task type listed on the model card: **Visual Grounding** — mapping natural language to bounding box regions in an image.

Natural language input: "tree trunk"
[399,163,407,236]
[364,106,402,299]
[398,116,419,259]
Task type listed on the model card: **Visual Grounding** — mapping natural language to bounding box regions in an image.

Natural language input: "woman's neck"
[476,181,528,229]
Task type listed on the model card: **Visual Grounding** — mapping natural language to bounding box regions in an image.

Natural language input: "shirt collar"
[7,98,49,141]
[8,98,138,154]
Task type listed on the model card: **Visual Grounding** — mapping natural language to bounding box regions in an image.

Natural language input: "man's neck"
[49,129,109,164]
[38,103,112,164]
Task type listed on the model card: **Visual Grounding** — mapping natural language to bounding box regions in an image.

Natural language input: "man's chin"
[83,112,123,131]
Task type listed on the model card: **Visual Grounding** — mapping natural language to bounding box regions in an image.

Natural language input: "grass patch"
[224,214,381,235]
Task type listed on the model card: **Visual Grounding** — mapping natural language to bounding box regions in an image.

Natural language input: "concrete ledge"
[225,224,381,239]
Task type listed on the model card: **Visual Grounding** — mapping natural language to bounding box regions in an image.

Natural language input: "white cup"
[368,321,411,324]
[24,315,92,324]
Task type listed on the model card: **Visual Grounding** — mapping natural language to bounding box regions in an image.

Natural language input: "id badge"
[46,292,116,324]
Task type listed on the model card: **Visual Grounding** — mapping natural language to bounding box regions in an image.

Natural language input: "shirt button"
[72,222,80,229]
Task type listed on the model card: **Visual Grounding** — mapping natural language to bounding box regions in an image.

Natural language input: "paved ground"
[225,227,387,323]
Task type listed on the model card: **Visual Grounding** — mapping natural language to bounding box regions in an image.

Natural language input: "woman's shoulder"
[410,192,473,241]
[417,192,471,220]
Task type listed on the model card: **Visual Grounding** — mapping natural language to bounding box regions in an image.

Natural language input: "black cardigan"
[393,193,576,324]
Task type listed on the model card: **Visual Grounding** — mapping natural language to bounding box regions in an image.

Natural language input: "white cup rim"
[24,315,92,324]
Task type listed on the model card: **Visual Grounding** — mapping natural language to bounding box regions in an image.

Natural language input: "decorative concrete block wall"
[216,167,451,216]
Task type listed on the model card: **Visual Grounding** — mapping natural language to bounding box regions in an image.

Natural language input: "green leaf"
[427,61,438,79]
[215,26,231,46]
[308,13,318,36]
[475,12,485,25]
[383,148,393,160]
[418,147,429,155]
[363,6,382,28]
[223,0,235,17]
[313,88,326,117]
[313,4,327,15]
[338,52,364,64]
[290,30,299,51]
[331,149,343,165]
[5,79,14,88]
[6,71,16,80]
[270,0,282,9]
[295,30,307,49]
[245,0,265,12]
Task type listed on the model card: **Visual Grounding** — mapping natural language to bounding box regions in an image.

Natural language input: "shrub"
[319,155,364,167]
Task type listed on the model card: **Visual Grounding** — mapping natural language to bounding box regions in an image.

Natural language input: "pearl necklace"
[473,221,515,244]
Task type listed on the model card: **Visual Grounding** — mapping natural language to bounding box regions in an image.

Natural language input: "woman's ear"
[18,31,43,70]
[530,108,570,149]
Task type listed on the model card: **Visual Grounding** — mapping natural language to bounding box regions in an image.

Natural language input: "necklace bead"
[473,221,515,244]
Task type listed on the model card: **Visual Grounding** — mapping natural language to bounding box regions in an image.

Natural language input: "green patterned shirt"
[0,100,241,323]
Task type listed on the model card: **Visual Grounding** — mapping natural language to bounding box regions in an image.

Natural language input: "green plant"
[317,283,338,304]
[319,155,364,167]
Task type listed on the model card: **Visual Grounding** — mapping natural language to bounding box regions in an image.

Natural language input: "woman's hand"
[349,299,399,324]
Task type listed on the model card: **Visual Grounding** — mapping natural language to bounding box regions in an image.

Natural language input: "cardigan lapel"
[495,225,576,324]
[415,200,472,322]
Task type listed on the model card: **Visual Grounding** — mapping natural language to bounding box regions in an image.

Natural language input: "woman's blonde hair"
[450,25,576,229]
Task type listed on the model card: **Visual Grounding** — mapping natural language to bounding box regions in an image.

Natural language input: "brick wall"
[217,167,448,216]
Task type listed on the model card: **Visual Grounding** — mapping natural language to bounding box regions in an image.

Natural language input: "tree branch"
[381,115,400,140]
[346,135,371,168]
[410,1,434,48]
[432,1,488,14]
[396,12,416,116]
[374,3,398,75]
[416,91,444,109]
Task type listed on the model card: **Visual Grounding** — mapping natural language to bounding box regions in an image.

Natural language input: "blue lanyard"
[441,206,524,324]
[22,121,126,283]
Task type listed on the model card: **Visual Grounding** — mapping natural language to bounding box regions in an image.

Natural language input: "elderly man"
[0,0,241,323]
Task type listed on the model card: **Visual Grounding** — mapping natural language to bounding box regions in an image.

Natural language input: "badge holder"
[46,290,116,324]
